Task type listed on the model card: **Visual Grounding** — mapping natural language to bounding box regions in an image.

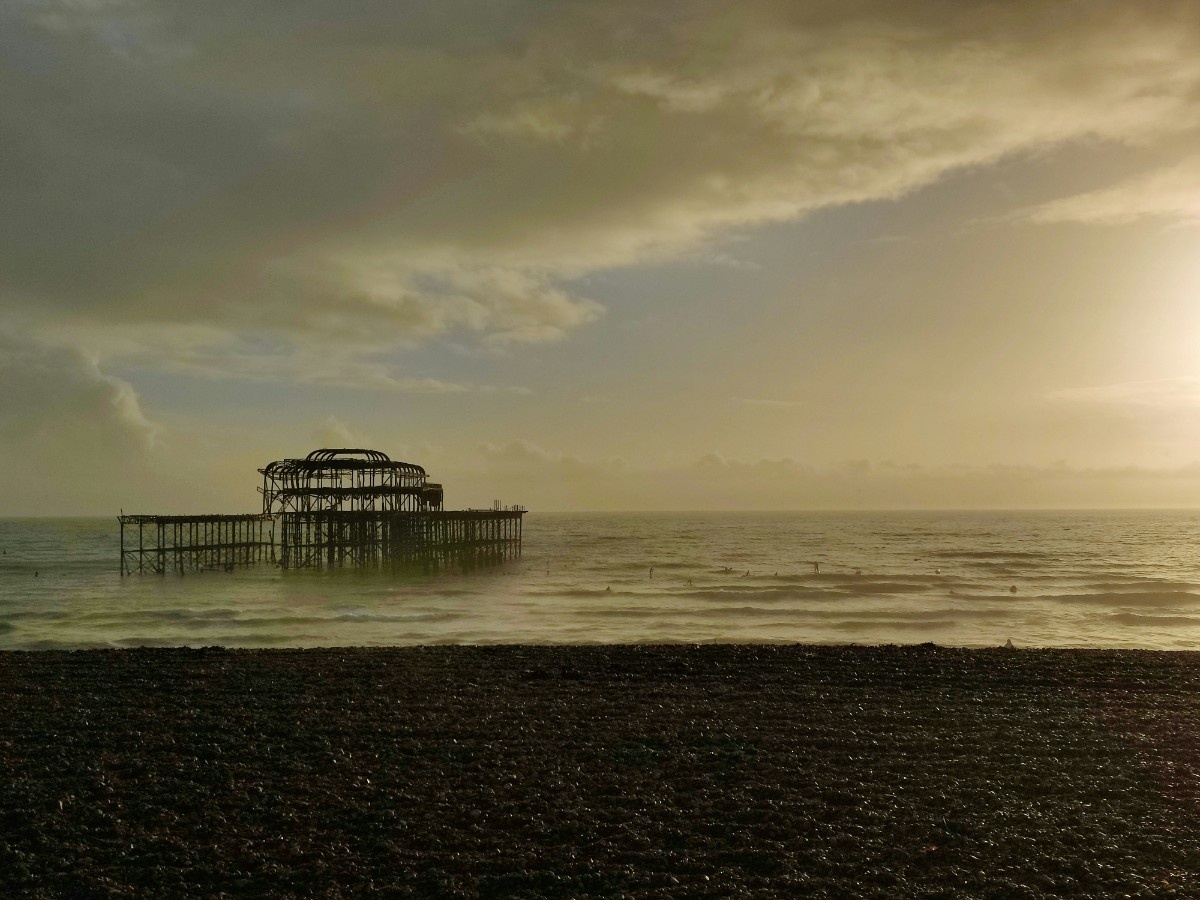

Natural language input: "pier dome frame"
[259,448,444,515]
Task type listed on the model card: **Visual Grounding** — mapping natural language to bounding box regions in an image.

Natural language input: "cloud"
[5,0,1200,382]
[1048,377,1200,408]
[314,415,370,449]
[477,440,627,476]
[1025,156,1200,225]
[693,452,813,478]
[0,331,161,513]
[735,398,807,408]
[0,333,156,449]
[45,323,533,394]
[450,442,1200,510]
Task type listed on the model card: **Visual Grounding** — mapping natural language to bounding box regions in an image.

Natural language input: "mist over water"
[2,511,1200,650]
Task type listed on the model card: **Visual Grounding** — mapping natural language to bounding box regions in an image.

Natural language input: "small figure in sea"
[1009,585,1017,593]
[34,571,38,577]
[686,579,693,586]
[935,568,941,575]
[744,570,750,577]
[605,585,611,592]
[649,567,654,578]
[855,568,862,576]
[811,561,820,574]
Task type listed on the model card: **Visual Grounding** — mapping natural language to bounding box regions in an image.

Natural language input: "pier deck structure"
[275,508,525,572]
[119,514,274,575]
[120,448,524,574]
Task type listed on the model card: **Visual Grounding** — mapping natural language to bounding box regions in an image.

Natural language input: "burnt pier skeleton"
[119,449,524,575]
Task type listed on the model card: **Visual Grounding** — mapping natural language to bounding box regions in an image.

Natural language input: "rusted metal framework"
[259,448,443,515]
[120,448,524,574]
[119,514,274,575]
[276,509,525,572]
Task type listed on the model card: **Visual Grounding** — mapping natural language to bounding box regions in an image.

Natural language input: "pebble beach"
[3,644,1200,897]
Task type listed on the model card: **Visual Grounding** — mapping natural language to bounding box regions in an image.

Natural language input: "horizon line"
[6,506,1200,520]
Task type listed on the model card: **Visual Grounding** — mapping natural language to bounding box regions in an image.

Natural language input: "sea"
[2,511,1200,651]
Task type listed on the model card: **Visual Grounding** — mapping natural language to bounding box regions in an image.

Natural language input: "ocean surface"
[2,511,1200,651]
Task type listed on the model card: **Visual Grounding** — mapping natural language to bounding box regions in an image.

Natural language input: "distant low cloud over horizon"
[5,1,1200,512]
[445,440,1200,512]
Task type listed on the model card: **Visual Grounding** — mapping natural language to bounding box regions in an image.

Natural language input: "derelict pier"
[120,449,524,575]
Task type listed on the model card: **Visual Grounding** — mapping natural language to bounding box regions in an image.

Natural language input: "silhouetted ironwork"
[275,509,524,572]
[260,448,444,515]
[119,514,274,575]
[120,448,524,575]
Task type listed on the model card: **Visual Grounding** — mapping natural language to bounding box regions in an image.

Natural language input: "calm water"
[1,511,1200,650]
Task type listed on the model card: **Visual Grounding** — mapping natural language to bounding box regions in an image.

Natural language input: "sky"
[4,0,1200,514]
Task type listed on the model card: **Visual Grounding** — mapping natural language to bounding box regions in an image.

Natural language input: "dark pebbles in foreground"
[3,644,1200,898]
